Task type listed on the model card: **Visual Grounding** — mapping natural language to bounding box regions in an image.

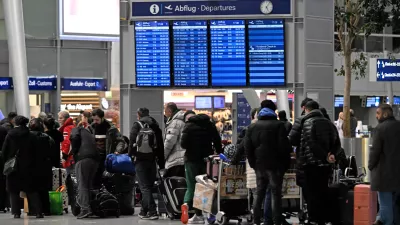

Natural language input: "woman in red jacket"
[58,111,75,174]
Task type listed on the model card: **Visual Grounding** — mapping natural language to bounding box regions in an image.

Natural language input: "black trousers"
[136,160,157,214]
[10,191,42,215]
[254,169,284,225]
[304,165,330,224]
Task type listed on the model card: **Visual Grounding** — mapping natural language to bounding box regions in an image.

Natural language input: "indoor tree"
[334,0,400,137]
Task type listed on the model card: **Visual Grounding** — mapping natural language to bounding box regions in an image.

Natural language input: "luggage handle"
[56,186,66,193]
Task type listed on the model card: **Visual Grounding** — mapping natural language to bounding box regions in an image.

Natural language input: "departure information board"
[135,21,171,87]
[210,20,246,87]
[248,19,285,86]
[173,21,208,87]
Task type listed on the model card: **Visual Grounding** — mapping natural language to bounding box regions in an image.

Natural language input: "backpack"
[307,117,337,163]
[136,121,157,154]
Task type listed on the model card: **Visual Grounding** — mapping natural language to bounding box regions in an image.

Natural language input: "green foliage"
[334,53,369,80]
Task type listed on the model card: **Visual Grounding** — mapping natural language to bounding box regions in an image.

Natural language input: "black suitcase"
[103,172,135,215]
[327,182,355,225]
[158,176,187,219]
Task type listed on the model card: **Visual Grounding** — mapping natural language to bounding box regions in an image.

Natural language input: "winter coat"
[181,114,222,163]
[129,116,165,169]
[0,125,7,151]
[0,127,50,192]
[296,110,341,168]
[164,110,186,170]
[244,108,292,171]
[282,121,292,136]
[59,118,75,168]
[46,129,64,168]
[91,120,125,157]
[0,118,13,131]
[30,131,54,191]
[70,125,100,163]
[369,117,400,192]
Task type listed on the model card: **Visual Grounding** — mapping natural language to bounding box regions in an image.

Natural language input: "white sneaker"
[188,215,205,224]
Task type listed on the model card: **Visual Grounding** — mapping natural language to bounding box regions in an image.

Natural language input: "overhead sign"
[236,93,251,133]
[370,58,400,82]
[61,78,108,91]
[28,76,57,91]
[131,0,292,18]
[0,77,13,90]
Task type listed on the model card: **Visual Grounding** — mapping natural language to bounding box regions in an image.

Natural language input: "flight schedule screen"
[135,21,171,87]
[210,20,246,87]
[248,20,285,86]
[173,21,208,87]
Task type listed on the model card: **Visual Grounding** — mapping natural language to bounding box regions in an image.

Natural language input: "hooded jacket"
[70,125,100,163]
[244,108,292,171]
[181,114,222,163]
[369,117,400,192]
[91,120,125,156]
[164,110,186,169]
[59,117,75,168]
[129,116,165,169]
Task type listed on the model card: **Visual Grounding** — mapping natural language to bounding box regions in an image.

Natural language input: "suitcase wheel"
[217,216,229,225]
[207,216,216,224]
[246,214,253,223]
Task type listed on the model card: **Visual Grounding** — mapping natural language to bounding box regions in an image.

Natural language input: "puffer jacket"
[244,108,292,171]
[164,110,186,170]
[181,114,222,163]
[298,110,341,168]
[91,120,125,156]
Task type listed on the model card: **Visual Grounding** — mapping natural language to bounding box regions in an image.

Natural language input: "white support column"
[276,89,290,117]
[242,89,260,109]
[3,0,30,117]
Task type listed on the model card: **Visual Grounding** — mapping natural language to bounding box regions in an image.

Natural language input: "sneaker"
[77,210,92,219]
[140,212,158,220]
[181,203,189,224]
[13,214,21,219]
[188,215,205,224]
[138,211,148,219]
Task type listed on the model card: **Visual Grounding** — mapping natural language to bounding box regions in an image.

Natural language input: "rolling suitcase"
[206,155,220,181]
[354,184,377,225]
[52,168,69,213]
[158,175,187,219]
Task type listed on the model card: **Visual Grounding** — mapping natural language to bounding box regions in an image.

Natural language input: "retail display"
[213,109,232,143]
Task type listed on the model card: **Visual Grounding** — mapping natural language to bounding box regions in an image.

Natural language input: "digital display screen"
[210,20,246,87]
[386,96,400,105]
[135,21,171,87]
[335,96,344,107]
[173,21,208,87]
[248,19,285,86]
[195,96,212,109]
[59,0,119,41]
[366,97,380,107]
[213,96,225,109]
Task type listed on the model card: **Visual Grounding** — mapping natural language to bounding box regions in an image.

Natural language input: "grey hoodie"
[164,110,186,169]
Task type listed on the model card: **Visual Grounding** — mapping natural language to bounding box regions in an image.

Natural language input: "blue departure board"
[248,20,285,86]
[210,20,246,87]
[173,21,208,87]
[135,21,171,87]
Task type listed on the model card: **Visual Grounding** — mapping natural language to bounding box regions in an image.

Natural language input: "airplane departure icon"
[211,21,216,25]
[249,21,254,24]
[165,5,172,10]
[174,22,178,25]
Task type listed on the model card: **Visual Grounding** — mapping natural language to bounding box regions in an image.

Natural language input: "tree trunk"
[343,52,352,138]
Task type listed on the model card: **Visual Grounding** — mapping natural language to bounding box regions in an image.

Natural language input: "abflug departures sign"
[369,58,400,82]
[132,0,290,88]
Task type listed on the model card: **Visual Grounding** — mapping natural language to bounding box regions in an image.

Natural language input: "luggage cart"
[207,156,252,225]
[281,168,304,223]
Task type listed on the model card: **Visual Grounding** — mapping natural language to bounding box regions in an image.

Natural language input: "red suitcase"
[354,184,377,225]
[206,155,220,181]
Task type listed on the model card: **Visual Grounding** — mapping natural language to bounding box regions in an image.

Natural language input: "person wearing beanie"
[128,107,164,220]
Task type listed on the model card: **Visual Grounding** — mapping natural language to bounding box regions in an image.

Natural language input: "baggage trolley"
[207,156,252,225]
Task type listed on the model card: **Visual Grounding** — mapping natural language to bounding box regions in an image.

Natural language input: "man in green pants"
[180,111,222,224]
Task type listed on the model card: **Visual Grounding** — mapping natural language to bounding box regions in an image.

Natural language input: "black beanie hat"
[184,110,196,119]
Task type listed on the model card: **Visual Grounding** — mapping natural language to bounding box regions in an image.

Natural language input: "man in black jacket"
[180,112,222,224]
[70,111,100,219]
[129,108,164,220]
[0,112,17,131]
[369,104,400,225]
[291,101,339,225]
[245,100,291,225]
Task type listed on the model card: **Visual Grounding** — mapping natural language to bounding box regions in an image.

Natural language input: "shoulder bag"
[3,149,19,176]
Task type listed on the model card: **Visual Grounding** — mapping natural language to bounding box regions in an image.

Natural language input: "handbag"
[3,150,19,176]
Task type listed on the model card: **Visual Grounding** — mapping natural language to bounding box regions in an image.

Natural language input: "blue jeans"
[377,192,400,225]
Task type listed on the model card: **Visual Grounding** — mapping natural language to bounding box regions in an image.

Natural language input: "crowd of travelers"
[0,98,398,225]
